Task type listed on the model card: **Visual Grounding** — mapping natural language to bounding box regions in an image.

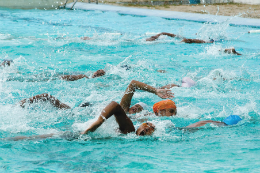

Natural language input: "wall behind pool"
[233,0,260,4]
[0,0,64,9]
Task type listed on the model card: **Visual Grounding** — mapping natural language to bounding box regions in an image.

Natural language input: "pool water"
[0,7,260,172]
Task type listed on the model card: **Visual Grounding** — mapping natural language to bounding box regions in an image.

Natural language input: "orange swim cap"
[153,100,176,114]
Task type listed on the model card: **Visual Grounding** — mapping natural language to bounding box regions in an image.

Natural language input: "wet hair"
[79,102,92,107]
[120,65,131,70]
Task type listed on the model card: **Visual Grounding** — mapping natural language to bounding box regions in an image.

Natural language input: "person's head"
[92,69,105,78]
[136,122,155,136]
[223,115,242,125]
[128,102,148,114]
[153,100,177,116]
[181,77,196,88]
[1,59,13,67]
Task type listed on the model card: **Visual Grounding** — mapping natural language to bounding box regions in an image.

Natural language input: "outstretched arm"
[120,80,174,113]
[19,93,71,109]
[60,74,89,81]
[146,32,176,41]
[81,101,135,134]
[185,120,225,128]
[160,83,180,89]
[181,38,207,44]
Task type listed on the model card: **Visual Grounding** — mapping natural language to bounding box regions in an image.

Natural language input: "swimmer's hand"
[155,89,174,99]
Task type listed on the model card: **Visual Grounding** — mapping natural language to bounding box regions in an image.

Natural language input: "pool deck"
[66,2,260,28]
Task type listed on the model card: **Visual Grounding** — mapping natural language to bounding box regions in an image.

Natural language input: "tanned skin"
[146,32,176,41]
[19,93,71,109]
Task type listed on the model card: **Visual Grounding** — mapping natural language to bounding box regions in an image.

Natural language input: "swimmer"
[223,47,242,55]
[160,77,196,89]
[146,32,176,41]
[60,69,105,81]
[81,101,156,135]
[120,80,175,115]
[0,59,13,67]
[184,115,242,128]
[5,114,242,141]
[19,80,175,114]
[6,101,156,141]
[145,32,212,43]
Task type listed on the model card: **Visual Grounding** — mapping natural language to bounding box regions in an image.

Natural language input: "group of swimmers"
[2,32,243,140]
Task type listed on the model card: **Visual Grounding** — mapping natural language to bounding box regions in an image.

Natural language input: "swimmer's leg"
[19,93,71,109]
[5,133,55,141]
[81,101,135,134]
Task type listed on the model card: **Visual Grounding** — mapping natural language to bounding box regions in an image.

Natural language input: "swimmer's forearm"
[81,116,104,134]
[185,120,222,128]
[81,101,120,134]
[161,32,176,38]
[61,74,88,81]
[130,80,157,93]
[160,83,179,89]
[120,80,158,111]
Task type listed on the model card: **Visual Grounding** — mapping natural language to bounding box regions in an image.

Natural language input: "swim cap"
[153,100,176,114]
[136,102,148,110]
[120,65,131,70]
[79,102,92,107]
[181,77,196,88]
[223,115,242,125]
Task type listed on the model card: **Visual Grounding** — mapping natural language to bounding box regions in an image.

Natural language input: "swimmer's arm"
[81,101,118,134]
[146,32,176,41]
[60,74,89,81]
[120,80,174,112]
[161,32,176,38]
[160,83,179,89]
[181,38,206,44]
[185,120,224,128]
[81,101,134,134]
[19,93,71,109]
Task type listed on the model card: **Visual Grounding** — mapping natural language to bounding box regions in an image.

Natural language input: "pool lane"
[66,2,260,28]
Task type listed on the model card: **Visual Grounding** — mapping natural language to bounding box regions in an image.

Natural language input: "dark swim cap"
[223,115,242,125]
[79,102,92,107]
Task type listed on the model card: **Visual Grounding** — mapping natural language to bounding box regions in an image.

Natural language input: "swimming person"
[80,101,156,135]
[6,101,157,141]
[145,32,211,43]
[60,69,105,81]
[223,47,242,55]
[19,80,175,113]
[0,59,13,67]
[184,115,242,128]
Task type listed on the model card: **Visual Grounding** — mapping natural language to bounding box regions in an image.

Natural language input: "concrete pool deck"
[66,2,260,28]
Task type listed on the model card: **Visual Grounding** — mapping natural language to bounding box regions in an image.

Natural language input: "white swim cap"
[136,102,148,110]
[181,77,196,88]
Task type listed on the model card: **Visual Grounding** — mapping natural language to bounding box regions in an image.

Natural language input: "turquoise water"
[0,7,260,172]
